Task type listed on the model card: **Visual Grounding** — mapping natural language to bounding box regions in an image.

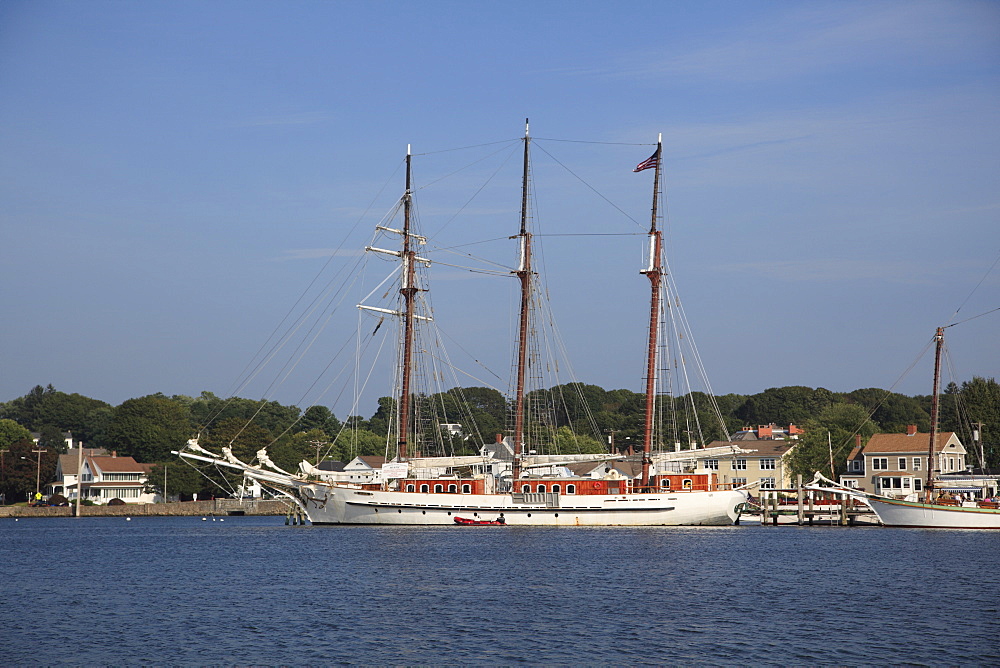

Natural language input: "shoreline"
[0,498,290,518]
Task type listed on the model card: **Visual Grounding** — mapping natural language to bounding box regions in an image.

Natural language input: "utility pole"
[32,446,47,497]
[0,447,8,505]
[971,422,985,470]
[308,440,328,465]
[75,446,84,517]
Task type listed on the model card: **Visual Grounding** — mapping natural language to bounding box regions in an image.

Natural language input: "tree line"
[1,377,997,502]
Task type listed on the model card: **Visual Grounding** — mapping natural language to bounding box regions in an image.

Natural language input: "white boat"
[864,495,1000,529]
[838,328,1000,529]
[177,123,746,526]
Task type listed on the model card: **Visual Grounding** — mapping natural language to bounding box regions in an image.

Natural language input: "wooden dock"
[746,474,880,526]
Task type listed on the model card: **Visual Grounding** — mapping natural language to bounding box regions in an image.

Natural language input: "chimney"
[112,450,117,457]
[906,425,917,436]
[855,434,862,448]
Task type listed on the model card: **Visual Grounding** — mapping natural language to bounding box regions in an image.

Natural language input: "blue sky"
[2,0,998,414]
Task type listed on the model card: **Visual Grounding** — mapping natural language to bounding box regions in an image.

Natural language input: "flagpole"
[639,136,663,491]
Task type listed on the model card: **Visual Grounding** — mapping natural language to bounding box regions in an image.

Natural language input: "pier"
[747,474,880,526]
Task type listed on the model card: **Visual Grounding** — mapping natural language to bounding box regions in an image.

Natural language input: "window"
[915,479,922,491]
[703,459,719,470]
[420,484,429,493]
[521,484,530,493]
[872,458,888,471]
[434,484,443,493]
[850,460,862,472]
[660,479,671,489]
[733,459,747,470]
[844,479,858,489]
[898,458,907,470]
[731,477,747,487]
[879,477,903,490]
[551,484,561,494]
[760,477,776,490]
[682,479,693,489]
[537,484,546,493]
[447,484,457,493]
[913,457,921,471]
[567,484,576,494]
[406,484,415,492]
[760,458,776,471]
[461,484,471,494]
[903,478,910,489]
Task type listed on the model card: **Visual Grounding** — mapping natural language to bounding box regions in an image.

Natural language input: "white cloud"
[570,1,1000,83]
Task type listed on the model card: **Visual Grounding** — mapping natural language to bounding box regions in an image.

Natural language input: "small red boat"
[454,516,506,525]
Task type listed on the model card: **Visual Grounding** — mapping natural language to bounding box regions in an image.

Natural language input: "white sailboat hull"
[296,483,745,526]
[867,496,1000,529]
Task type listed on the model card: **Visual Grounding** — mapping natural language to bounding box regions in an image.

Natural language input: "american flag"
[633,151,658,172]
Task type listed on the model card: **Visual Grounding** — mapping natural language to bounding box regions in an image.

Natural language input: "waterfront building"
[48,449,158,504]
[704,439,796,492]
[839,425,967,497]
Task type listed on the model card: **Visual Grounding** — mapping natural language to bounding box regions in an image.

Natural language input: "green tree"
[734,386,838,427]
[299,405,341,436]
[786,403,878,479]
[953,376,1000,468]
[145,460,205,500]
[100,395,192,462]
[0,419,32,448]
[0,438,58,503]
[37,424,69,454]
[846,388,928,433]
[0,384,111,443]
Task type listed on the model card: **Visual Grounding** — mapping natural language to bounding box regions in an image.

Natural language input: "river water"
[3,516,998,666]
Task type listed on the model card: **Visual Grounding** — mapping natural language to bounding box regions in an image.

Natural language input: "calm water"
[2,516,998,666]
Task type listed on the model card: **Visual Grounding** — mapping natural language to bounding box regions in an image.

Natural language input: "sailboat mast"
[512,120,532,485]
[398,146,417,461]
[639,136,663,492]
[925,326,945,500]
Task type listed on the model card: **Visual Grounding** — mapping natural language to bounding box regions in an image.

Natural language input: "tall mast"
[398,146,417,461]
[925,326,944,500]
[639,135,663,492]
[511,119,532,485]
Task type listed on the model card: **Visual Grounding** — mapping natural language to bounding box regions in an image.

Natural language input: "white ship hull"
[867,496,1000,529]
[294,482,745,526]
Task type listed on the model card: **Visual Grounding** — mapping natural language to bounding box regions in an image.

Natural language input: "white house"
[49,449,158,504]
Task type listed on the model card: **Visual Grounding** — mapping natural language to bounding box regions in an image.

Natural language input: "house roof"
[56,449,109,476]
[356,455,386,469]
[863,432,961,455]
[566,461,604,476]
[89,455,145,473]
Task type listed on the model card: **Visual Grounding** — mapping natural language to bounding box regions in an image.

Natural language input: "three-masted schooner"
[178,124,747,526]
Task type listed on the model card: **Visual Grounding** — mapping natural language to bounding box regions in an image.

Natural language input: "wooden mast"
[398,146,417,461]
[925,326,945,501]
[639,136,663,492]
[511,120,532,485]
